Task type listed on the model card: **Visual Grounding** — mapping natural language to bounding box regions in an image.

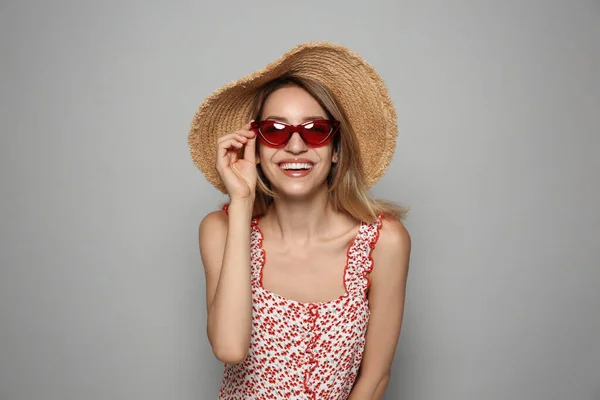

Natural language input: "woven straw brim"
[188,42,398,194]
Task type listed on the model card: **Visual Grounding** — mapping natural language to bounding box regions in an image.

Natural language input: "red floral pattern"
[218,215,382,400]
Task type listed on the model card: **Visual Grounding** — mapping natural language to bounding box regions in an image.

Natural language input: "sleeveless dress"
[218,214,382,400]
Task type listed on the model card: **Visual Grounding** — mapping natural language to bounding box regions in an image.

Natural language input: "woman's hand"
[215,122,258,200]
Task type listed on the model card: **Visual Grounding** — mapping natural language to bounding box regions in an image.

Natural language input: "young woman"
[189,43,411,400]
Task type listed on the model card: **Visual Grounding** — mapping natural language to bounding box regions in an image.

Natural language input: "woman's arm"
[348,216,411,399]
[199,199,254,364]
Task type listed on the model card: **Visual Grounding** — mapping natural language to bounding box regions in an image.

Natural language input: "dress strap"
[249,223,264,286]
[344,216,383,298]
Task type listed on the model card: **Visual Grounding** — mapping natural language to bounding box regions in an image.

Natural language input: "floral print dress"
[218,214,382,400]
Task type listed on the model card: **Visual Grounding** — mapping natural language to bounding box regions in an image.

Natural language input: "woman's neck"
[262,185,343,244]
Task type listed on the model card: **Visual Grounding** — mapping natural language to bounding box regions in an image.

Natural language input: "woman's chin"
[271,180,328,200]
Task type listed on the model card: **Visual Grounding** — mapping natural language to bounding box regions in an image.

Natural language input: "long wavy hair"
[248,74,407,222]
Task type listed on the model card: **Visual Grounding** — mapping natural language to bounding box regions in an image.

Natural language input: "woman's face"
[257,85,337,199]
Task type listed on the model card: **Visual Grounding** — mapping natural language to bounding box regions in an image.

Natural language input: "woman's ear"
[332,151,339,163]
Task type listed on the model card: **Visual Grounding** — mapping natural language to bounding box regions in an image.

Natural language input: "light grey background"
[1,0,599,399]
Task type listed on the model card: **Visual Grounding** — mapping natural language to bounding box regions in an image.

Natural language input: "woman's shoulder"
[199,208,229,238]
[378,214,410,245]
[373,214,411,265]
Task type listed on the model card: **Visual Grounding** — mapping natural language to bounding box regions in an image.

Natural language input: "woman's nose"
[284,131,308,153]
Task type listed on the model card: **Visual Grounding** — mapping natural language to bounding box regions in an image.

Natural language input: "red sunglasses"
[250,119,340,148]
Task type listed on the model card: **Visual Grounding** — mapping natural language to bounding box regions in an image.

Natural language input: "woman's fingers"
[217,126,256,157]
[217,133,248,145]
[218,128,254,142]
[214,123,258,198]
[243,136,256,163]
[216,123,257,168]
[217,134,246,158]
[241,121,257,163]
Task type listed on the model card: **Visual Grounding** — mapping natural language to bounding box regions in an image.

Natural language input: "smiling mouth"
[278,162,314,171]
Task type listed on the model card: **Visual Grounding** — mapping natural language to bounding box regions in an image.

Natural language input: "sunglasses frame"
[251,119,340,148]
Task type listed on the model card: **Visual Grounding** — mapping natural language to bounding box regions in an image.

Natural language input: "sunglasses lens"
[302,120,333,145]
[259,121,290,146]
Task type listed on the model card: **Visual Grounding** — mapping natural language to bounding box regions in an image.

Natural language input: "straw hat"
[188,41,398,194]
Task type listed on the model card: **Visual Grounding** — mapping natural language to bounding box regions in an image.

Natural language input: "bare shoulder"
[377,215,411,253]
[372,215,411,277]
[198,209,229,266]
[199,209,228,237]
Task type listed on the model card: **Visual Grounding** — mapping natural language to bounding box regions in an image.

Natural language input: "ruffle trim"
[361,215,383,297]
[345,215,383,298]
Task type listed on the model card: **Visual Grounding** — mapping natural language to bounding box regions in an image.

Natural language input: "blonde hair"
[248,74,407,222]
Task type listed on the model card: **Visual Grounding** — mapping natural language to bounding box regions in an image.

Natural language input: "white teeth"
[279,162,313,170]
